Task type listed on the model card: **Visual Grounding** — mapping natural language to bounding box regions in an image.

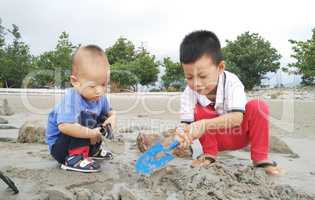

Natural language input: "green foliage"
[106,37,135,65]
[0,19,5,87]
[130,47,159,85]
[106,39,159,90]
[110,63,139,91]
[161,57,185,91]
[287,28,315,85]
[0,18,5,47]
[0,24,33,88]
[33,32,77,88]
[2,17,303,91]
[223,32,281,90]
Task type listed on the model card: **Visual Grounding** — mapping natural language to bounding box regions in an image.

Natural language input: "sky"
[0,0,314,86]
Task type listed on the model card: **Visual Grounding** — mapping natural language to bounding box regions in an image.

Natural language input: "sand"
[0,91,315,200]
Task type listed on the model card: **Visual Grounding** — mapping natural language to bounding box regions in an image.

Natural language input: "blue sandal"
[61,154,100,173]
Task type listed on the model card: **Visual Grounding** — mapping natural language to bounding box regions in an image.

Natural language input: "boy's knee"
[246,99,269,114]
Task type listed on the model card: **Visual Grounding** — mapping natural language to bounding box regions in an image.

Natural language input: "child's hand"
[174,124,193,150]
[189,119,206,139]
[103,113,116,129]
[90,128,102,145]
[174,120,206,149]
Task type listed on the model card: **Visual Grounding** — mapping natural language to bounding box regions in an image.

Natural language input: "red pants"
[195,99,269,162]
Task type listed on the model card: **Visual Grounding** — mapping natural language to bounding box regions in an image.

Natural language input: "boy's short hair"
[180,30,224,65]
[81,44,104,55]
[71,44,107,75]
[71,44,104,64]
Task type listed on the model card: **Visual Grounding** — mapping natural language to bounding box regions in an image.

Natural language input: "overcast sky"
[0,0,314,86]
[0,0,314,59]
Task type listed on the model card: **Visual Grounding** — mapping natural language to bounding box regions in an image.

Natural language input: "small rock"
[287,153,300,159]
[310,172,315,175]
[136,129,191,157]
[74,188,92,200]
[0,117,8,124]
[118,128,134,133]
[243,135,296,155]
[0,99,14,116]
[136,130,161,152]
[137,114,149,118]
[118,185,137,200]
[17,120,46,143]
[269,135,295,154]
[165,166,176,175]
[45,187,74,200]
[0,138,15,142]
[110,184,137,200]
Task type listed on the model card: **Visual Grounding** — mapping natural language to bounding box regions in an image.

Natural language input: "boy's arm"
[201,112,243,132]
[58,123,100,139]
[176,112,243,149]
[191,112,243,139]
[107,110,116,117]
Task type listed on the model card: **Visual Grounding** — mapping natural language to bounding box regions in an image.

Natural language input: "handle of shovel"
[167,140,180,151]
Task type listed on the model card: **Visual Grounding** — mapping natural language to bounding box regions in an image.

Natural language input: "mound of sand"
[3,155,313,200]
[1,131,314,200]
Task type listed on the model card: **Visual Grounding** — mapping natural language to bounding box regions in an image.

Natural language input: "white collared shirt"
[180,70,247,122]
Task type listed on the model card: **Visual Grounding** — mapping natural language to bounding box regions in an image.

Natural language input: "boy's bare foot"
[191,154,215,167]
[253,160,285,176]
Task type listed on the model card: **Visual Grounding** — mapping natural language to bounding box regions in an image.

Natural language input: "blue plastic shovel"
[135,139,180,174]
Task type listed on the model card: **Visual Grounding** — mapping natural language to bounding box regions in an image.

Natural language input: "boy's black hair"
[180,30,224,65]
[84,44,104,54]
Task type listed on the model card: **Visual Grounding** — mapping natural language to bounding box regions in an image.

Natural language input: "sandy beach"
[0,90,315,200]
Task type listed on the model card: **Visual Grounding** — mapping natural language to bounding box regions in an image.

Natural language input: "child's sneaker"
[61,154,100,173]
[90,148,113,160]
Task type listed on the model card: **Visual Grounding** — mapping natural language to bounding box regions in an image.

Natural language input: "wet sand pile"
[132,160,314,200]
[1,92,315,199]
[1,134,314,200]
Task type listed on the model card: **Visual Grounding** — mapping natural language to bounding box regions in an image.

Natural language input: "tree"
[129,47,159,86]
[106,38,159,90]
[161,57,185,91]
[33,32,77,88]
[110,63,139,91]
[0,18,5,87]
[105,37,135,65]
[0,24,33,88]
[223,32,281,90]
[0,18,4,48]
[286,28,315,85]
[31,51,57,88]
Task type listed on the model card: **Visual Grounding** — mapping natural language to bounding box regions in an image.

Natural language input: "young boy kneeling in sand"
[46,45,116,173]
[174,30,283,176]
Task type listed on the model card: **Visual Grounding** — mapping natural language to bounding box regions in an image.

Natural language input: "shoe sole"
[60,164,100,173]
[90,156,113,160]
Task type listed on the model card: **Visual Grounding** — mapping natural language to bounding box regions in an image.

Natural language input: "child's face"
[71,59,109,101]
[182,55,224,95]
